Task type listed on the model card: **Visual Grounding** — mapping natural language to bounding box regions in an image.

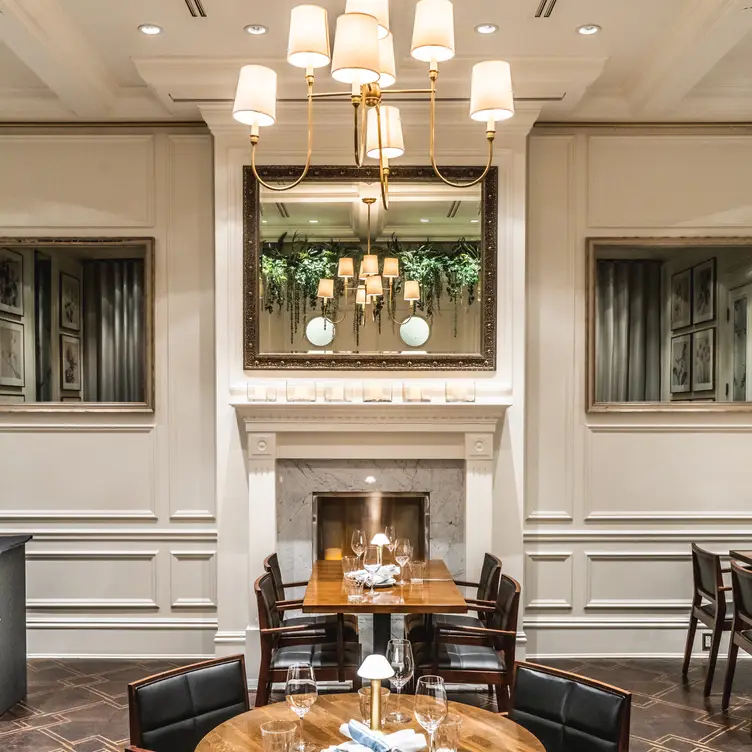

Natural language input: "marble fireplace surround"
[234,401,507,668]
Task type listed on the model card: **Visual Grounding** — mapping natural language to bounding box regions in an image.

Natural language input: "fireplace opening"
[312,492,429,562]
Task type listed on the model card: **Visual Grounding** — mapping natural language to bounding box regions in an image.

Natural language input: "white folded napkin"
[346,565,400,586]
[321,719,426,752]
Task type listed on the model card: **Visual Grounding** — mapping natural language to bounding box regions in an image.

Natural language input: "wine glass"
[394,538,412,586]
[285,663,318,752]
[351,529,366,562]
[415,675,448,752]
[386,639,414,724]
[363,544,381,597]
[384,525,397,560]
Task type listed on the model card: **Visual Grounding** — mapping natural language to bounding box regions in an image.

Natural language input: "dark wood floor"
[0,657,749,751]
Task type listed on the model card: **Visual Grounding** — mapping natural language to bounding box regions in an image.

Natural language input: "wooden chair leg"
[494,684,509,713]
[722,639,739,711]
[255,657,271,707]
[703,622,723,697]
[487,684,494,696]
[681,614,698,677]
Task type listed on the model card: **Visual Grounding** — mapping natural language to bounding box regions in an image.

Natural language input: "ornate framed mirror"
[243,165,497,370]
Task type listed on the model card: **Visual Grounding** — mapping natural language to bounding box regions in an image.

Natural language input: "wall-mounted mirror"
[0,238,153,411]
[243,166,497,370]
[587,237,752,411]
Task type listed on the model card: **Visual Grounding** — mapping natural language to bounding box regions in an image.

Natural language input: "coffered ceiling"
[0,0,751,124]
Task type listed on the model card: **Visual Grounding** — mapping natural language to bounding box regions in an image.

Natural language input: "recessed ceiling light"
[470,219,479,224]
[365,475,376,484]
[262,219,268,224]
[576,24,601,36]
[245,24,268,35]
[420,218,430,223]
[309,219,319,224]
[138,24,163,35]
[475,23,498,35]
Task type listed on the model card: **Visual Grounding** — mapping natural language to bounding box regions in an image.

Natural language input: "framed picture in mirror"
[0,237,154,412]
[588,237,752,411]
[243,165,498,370]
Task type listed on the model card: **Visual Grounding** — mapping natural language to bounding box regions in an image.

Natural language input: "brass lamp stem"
[251,72,315,191]
[370,679,382,731]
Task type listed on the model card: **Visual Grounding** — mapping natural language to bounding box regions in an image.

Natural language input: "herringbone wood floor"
[0,657,750,751]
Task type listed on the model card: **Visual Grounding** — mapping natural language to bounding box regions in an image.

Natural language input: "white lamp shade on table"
[331,13,381,85]
[411,0,455,64]
[366,106,404,159]
[287,4,331,69]
[346,0,390,39]
[370,533,391,546]
[358,654,395,680]
[470,60,514,122]
[233,65,277,127]
[378,32,396,87]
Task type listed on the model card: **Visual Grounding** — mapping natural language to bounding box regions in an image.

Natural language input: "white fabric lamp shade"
[378,32,396,87]
[382,257,399,278]
[404,280,421,301]
[288,5,331,69]
[331,13,380,85]
[317,278,334,299]
[338,257,355,278]
[411,0,455,64]
[366,275,384,296]
[366,106,404,160]
[358,654,395,680]
[356,285,367,305]
[233,65,277,127]
[370,533,390,545]
[346,0,390,39]
[362,254,379,276]
[470,60,515,122]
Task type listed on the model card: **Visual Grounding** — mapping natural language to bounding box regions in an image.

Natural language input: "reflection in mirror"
[244,166,497,370]
[588,238,752,409]
[0,238,153,409]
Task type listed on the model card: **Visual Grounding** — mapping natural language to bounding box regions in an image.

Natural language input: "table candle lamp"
[370,532,390,566]
[357,655,395,731]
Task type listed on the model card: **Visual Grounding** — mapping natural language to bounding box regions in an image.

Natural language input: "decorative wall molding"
[170,510,217,521]
[214,630,247,645]
[525,616,688,629]
[524,552,573,610]
[0,424,155,432]
[584,511,752,523]
[27,616,218,630]
[525,511,574,523]
[0,510,159,521]
[524,528,752,543]
[170,551,217,609]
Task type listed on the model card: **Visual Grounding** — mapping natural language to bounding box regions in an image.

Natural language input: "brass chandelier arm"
[250,76,315,192]
[428,74,495,189]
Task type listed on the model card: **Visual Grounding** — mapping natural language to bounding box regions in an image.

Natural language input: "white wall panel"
[0,426,156,519]
[588,136,752,228]
[170,551,217,609]
[524,553,573,610]
[0,135,155,227]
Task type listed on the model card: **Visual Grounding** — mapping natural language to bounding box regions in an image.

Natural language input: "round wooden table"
[196,693,545,752]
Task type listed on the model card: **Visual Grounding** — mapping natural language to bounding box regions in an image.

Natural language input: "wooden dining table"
[730,550,752,567]
[303,559,467,654]
[196,693,545,752]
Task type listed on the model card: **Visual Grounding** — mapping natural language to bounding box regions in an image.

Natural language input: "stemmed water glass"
[285,663,318,752]
[394,538,412,586]
[363,544,381,597]
[415,675,448,752]
[384,525,396,561]
[351,529,366,563]
[386,638,414,724]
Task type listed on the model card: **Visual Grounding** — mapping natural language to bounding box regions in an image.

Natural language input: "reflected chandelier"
[232,0,515,209]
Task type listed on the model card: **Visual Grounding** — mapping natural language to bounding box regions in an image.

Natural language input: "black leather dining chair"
[126,655,249,752]
[264,553,359,642]
[509,662,631,752]
[412,572,519,712]
[405,552,502,642]
[681,543,733,696]
[721,560,752,710]
[254,572,362,706]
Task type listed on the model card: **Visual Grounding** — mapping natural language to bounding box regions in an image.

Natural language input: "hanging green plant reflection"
[260,234,481,344]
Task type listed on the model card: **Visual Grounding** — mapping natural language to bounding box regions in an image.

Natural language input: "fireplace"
[312,492,430,562]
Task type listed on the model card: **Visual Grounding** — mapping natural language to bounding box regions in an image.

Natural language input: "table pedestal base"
[372,613,392,655]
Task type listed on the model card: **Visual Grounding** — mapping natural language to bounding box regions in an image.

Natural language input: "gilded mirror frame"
[0,236,155,413]
[243,165,498,370]
[587,236,752,413]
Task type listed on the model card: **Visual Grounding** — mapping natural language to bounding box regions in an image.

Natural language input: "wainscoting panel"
[524,552,573,610]
[0,135,155,227]
[170,551,217,609]
[0,426,156,519]
[587,136,752,228]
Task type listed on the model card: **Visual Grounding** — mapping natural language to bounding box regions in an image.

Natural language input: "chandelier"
[232,0,515,209]
[315,195,421,327]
